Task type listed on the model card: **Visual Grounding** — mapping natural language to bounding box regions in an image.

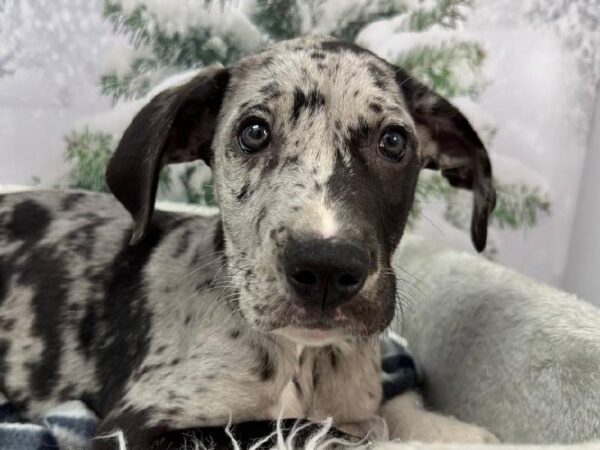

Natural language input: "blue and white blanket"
[0,336,419,450]
[0,397,97,450]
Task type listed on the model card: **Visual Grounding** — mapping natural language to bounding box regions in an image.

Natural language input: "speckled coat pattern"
[0,35,496,449]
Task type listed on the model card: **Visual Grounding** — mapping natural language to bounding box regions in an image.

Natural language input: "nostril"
[338,273,359,288]
[292,270,318,286]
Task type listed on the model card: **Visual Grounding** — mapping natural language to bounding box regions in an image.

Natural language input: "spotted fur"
[0,35,496,449]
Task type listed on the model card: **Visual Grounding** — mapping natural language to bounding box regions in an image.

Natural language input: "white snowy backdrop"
[0,0,598,300]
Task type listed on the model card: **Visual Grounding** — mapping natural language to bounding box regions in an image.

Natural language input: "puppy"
[0,35,496,449]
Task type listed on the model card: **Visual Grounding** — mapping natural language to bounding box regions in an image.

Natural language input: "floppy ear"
[395,68,496,252]
[106,66,230,244]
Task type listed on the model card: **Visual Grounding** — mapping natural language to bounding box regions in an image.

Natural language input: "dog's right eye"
[238,119,270,154]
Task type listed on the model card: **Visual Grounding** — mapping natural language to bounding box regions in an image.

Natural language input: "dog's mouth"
[258,287,396,344]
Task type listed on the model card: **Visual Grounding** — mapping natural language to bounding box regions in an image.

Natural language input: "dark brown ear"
[106,66,230,244]
[395,68,496,252]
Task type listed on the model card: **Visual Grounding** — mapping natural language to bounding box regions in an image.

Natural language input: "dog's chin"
[272,327,347,346]
[256,294,395,343]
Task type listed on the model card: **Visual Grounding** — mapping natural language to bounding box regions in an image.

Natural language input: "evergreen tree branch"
[394,38,486,98]
[395,0,473,32]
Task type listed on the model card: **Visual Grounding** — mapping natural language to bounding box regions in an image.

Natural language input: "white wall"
[563,86,600,305]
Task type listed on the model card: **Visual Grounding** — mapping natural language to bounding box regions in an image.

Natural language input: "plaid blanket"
[0,335,418,450]
[0,398,97,449]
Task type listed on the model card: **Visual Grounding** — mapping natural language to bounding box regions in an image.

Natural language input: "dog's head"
[107,36,495,344]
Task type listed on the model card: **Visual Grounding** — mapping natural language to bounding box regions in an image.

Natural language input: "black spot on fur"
[260,153,280,179]
[281,155,299,170]
[155,345,167,355]
[253,304,268,314]
[310,51,326,60]
[213,221,225,252]
[78,303,97,359]
[260,82,281,100]
[136,362,165,379]
[292,88,306,124]
[329,348,339,369]
[244,103,271,115]
[95,219,166,415]
[196,279,212,292]
[185,314,192,325]
[307,90,326,111]
[237,184,252,202]
[253,345,274,381]
[256,207,267,234]
[8,200,51,242]
[367,63,388,90]
[239,100,252,111]
[292,376,303,398]
[173,228,192,258]
[0,317,15,331]
[58,383,78,401]
[345,116,371,164]
[63,218,108,259]
[291,88,325,124]
[166,407,184,417]
[230,328,241,339]
[0,257,7,306]
[17,245,69,399]
[259,56,274,67]
[0,339,9,393]
[369,103,383,113]
[321,40,366,56]
[60,193,86,211]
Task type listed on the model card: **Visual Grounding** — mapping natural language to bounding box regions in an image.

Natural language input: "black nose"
[283,239,370,308]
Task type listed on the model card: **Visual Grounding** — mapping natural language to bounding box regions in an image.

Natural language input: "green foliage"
[389,0,485,98]
[329,0,410,42]
[251,0,304,40]
[491,183,551,230]
[410,174,551,232]
[64,128,173,195]
[102,0,266,101]
[396,0,473,32]
[178,165,217,206]
[64,129,113,192]
[396,39,485,98]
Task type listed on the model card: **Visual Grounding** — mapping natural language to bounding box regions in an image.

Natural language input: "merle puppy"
[0,35,497,449]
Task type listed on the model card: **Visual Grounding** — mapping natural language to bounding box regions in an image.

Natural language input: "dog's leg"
[379,391,499,444]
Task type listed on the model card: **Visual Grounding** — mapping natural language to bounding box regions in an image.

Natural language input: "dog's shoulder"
[0,190,127,248]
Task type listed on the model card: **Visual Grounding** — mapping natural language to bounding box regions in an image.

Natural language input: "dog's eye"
[238,119,270,154]
[378,127,407,162]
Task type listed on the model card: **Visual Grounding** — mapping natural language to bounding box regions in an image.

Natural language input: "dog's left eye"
[378,127,407,162]
[238,119,270,154]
